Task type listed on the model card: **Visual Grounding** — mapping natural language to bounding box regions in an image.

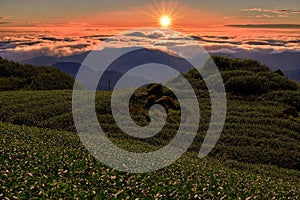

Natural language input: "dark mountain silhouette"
[21,48,300,86]
[53,62,82,78]
[23,49,300,83]
[99,48,194,83]
[21,56,59,66]
[22,51,91,66]
[286,69,300,82]
[53,61,151,90]
[53,49,193,90]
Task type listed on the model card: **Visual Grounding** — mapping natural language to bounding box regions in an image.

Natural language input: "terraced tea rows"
[0,90,299,170]
[1,122,299,199]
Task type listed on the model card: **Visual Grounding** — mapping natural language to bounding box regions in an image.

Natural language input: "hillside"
[212,50,300,82]
[0,58,74,91]
[1,55,300,198]
[179,55,299,96]
[0,56,299,170]
[1,122,299,199]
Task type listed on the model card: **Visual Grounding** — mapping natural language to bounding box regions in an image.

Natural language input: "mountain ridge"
[22,50,300,82]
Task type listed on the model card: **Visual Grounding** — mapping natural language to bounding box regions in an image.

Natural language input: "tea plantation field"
[1,90,299,170]
[1,122,300,199]
[1,56,300,198]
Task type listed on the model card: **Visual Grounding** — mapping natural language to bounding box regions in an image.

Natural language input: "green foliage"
[211,55,269,72]
[1,122,299,199]
[0,77,26,90]
[225,75,269,95]
[225,73,298,95]
[1,55,300,198]
[261,90,300,111]
[221,70,255,82]
[0,90,299,170]
[183,56,299,96]
[0,58,74,91]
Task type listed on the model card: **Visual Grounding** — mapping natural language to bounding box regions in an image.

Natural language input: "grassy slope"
[0,90,299,170]
[1,122,299,199]
[1,56,300,198]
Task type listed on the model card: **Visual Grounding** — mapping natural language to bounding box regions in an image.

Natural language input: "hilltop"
[183,55,299,96]
[0,57,74,91]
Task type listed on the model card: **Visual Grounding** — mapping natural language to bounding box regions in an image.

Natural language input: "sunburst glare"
[160,15,172,28]
[140,0,186,28]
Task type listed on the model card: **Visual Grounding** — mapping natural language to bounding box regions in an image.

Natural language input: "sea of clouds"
[0,28,300,67]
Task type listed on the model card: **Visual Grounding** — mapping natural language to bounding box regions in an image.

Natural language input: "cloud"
[191,35,242,45]
[245,41,285,47]
[0,41,16,49]
[80,34,113,39]
[125,30,166,39]
[288,39,300,44]
[226,24,300,29]
[125,32,147,38]
[40,37,75,42]
[154,42,186,47]
[0,22,12,25]
[0,16,14,25]
[203,36,236,40]
[254,14,274,18]
[243,8,300,18]
[1,28,300,64]
[0,34,100,61]
[61,44,90,49]
[243,8,300,14]
[18,41,42,46]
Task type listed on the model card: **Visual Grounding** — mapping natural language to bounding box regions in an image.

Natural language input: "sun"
[160,15,172,28]
[140,1,182,28]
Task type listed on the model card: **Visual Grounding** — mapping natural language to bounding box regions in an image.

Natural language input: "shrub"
[225,75,269,95]
[259,71,299,91]
[211,55,269,72]
[0,77,25,91]
[262,91,300,111]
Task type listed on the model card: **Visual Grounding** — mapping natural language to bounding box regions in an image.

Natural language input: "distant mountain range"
[53,62,81,78]
[286,69,300,82]
[21,51,91,67]
[53,62,151,90]
[22,48,196,90]
[21,49,300,82]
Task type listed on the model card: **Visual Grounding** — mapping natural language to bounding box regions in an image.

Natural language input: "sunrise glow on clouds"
[1,27,300,62]
[0,0,300,61]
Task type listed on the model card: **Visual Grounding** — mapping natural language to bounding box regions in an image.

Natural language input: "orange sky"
[1,0,300,34]
[1,0,300,62]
